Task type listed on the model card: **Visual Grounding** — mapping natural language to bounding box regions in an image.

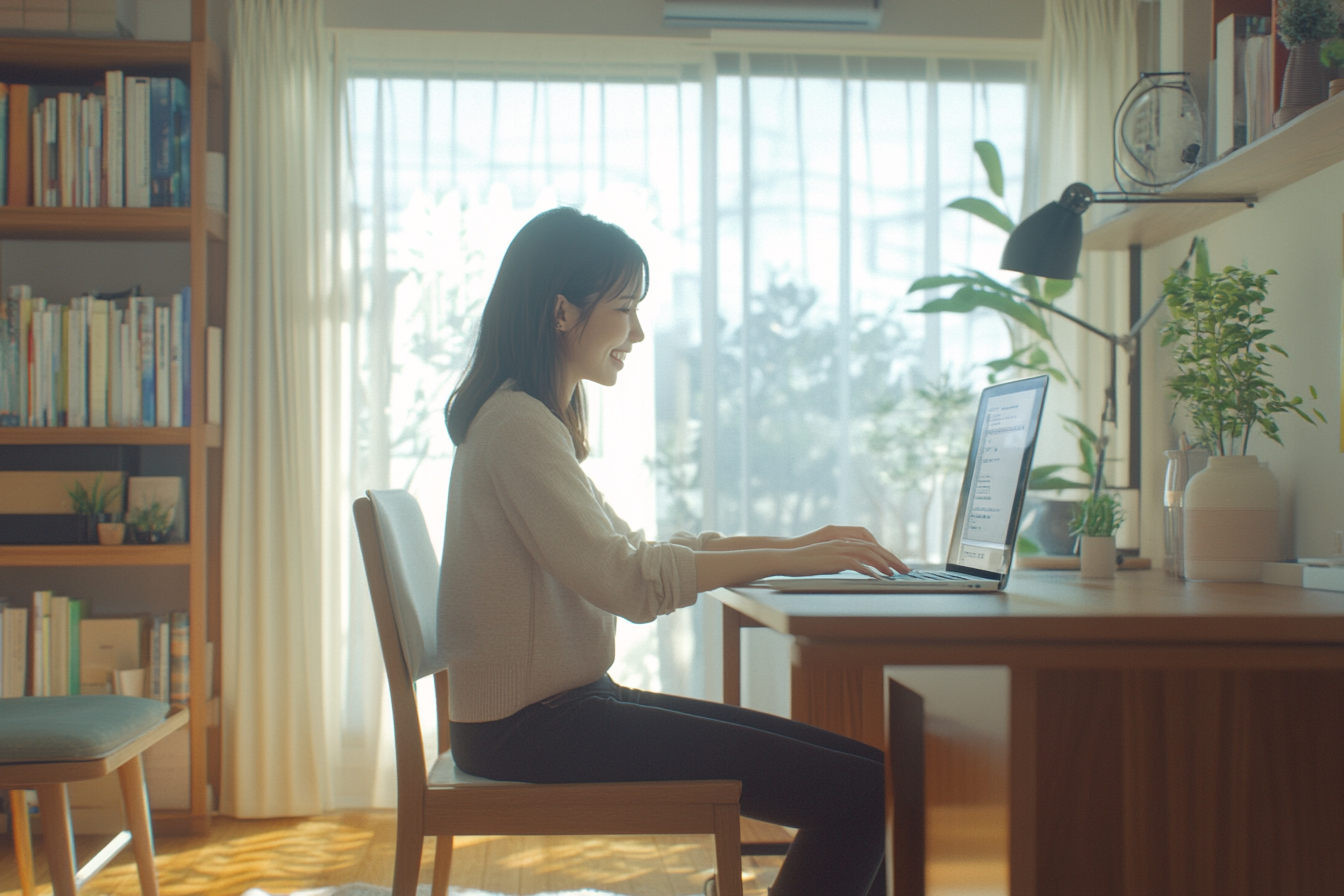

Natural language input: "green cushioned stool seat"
[0,696,170,764]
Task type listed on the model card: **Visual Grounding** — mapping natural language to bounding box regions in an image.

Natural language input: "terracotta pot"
[1079,535,1117,579]
[1275,41,1328,127]
[1330,79,1344,98]
[97,522,126,545]
[1182,456,1279,581]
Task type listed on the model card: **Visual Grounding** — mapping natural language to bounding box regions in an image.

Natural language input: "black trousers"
[450,675,886,896]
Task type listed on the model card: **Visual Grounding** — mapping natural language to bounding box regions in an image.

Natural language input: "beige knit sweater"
[440,383,718,722]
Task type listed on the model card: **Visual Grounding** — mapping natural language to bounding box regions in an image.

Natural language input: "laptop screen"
[945,375,1049,580]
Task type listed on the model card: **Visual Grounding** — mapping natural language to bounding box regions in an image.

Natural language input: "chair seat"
[427,749,740,802]
[0,696,170,763]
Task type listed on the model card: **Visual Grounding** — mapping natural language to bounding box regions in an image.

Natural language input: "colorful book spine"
[149,77,173,208]
[0,83,8,202]
[169,292,182,427]
[7,83,29,206]
[105,71,123,207]
[154,305,169,427]
[170,78,189,207]
[180,287,191,425]
[88,297,108,427]
[137,296,155,425]
[169,612,189,705]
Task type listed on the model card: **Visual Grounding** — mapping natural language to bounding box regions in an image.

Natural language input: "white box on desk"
[1303,565,1344,593]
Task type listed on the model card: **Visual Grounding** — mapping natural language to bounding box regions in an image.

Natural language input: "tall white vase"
[1182,455,1279,582]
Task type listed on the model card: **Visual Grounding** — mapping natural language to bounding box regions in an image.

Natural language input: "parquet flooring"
[0,806,1006,896]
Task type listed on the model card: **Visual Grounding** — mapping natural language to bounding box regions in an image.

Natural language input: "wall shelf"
[0,424,220,447]
[0,207,226,241]
[1083,92,1344,251]
[0,544,191,567]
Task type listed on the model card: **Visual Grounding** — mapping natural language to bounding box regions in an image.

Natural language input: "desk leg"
[722,605,742,706]
[887,677,926,896]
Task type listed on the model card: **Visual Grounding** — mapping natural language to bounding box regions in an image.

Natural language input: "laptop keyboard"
[883,570,974,581]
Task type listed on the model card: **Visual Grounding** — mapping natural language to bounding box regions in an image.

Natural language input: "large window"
[344,44,1028,698]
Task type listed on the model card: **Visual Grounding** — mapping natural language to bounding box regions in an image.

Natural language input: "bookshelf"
[0,0,225,836]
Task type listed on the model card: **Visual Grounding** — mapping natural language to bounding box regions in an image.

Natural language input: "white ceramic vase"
[1182,455,1279,581]
[1079,535,1117,579]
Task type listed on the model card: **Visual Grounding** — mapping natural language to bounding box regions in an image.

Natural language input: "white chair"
[353,489,744,896]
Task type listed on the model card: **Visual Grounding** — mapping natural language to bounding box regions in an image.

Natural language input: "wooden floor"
[0,807,1006,896]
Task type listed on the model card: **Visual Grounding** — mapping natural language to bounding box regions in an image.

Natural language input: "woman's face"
[556,271,645,394]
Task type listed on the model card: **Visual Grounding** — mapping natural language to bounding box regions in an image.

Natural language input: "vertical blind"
[342,47,1028,704]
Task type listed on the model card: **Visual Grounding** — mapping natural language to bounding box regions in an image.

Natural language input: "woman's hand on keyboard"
[787,526,910,573]
[781,533,910,578]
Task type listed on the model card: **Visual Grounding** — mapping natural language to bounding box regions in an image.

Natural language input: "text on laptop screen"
[946,379,1046,577]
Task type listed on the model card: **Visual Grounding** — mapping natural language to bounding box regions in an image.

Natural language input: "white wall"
[323,0,1046,40]
[1137,159,1344,563]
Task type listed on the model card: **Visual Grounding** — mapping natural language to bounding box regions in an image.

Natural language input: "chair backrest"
[358,489,450,683]
[353,490,453,790]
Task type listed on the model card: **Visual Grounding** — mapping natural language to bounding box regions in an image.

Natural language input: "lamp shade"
[999,182,1096,281]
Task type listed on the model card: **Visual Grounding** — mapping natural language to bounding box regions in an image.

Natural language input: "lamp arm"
[1025,296,1118,344]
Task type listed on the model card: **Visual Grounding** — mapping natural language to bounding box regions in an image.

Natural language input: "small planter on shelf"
[1070,493,1124,580]
[96,520,126,546]
[127,501,175,545]
[66,474,123,545]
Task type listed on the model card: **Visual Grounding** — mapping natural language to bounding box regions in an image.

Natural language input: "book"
[170,77,189,207]
[1,605,27,698]
[154,304,169,427]
[30,590,50,696]
[169,611,188,705]
[148,77,172,207]
[68,598,85,695]
[136,295,154,425]
[104,70,123,207]
[81,615,146,695]
[1245,30,1274,144]
[206,325,222,425]
[7,83,29,206]
[124,75,150,208]
[50,594,68,695]
[148,615,162,701]
[108,305,122,425]
[57,91,75,206]
[169,292,182,426]
[89,297,108,426]
[179,287,190,424]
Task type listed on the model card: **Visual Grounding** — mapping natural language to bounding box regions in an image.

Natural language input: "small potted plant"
[127,500,175,544]
[1275,0,1341,124]
[66,474,123,544]
[1160,237,1324,581]
[1069,492,1125,578]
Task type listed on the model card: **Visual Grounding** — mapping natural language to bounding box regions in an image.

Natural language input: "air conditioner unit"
[664,0,882,32]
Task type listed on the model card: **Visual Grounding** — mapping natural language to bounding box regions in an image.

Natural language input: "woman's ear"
[554,294,577,333]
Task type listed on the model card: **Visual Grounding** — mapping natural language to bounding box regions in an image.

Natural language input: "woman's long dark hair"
[445,207,649,460]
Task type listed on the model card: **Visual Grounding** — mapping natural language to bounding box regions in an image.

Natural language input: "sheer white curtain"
[221,0,348,816]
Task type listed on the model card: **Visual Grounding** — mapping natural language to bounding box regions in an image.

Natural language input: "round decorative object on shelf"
[1275,40,1329,126]
[1182,456,1279,582]
[1113,72,1206,193]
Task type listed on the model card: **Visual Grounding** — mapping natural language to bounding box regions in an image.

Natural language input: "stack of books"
[0,70,190,208]
[0,595,191,703]
[0,286,191,427]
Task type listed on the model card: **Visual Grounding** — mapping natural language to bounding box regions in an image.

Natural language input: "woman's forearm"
[693,549,790,591]
[699,534,797,552]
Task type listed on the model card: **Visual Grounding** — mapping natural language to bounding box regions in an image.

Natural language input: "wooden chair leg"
[9,789,37,896]
[431,835,453,896]
[391,808,425,896]
[34,784,77,896]
[118,756,161,896]
[711,803,744,896]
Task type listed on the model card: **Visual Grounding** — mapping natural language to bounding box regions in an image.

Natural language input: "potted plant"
[1069,492,1125,578]
[66,474,123,544]
[1160,237,1325,580]
[1019,416,1111,556]
[127,500,175,544]
[1275,0,1341,125]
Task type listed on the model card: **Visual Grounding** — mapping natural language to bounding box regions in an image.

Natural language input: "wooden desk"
[711,570,1344,896]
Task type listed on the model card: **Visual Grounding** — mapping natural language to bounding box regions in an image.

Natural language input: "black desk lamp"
[999,182,1250,495]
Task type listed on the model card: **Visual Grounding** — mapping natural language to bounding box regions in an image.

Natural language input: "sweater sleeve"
[483,397,701,623]
[590,483,722,551]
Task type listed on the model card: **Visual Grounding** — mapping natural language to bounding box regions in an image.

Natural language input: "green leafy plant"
[1160,237,1325,456]
[1321,37,1344,66]
[1028,416,1103,491]
[1277,0,1340,47]
[1068,492,1125,538]
[66,473,122,517]
[127,501,175,541]
[908,140,1077,384]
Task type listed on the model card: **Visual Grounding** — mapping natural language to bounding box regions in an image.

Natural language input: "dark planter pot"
[1275,41,1328,127]
[134,527,171,545]
[84,513,112,544]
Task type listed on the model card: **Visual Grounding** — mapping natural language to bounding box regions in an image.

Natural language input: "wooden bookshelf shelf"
[0,426,186,444]
[1083,92,1344,251]
[0,207,194,241]
[0,37,191,79]
[0,543,191,566]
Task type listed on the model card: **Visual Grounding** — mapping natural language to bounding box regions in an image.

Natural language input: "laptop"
[758,374,1049,593]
